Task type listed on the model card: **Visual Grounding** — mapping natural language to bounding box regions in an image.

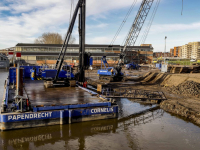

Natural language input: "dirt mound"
[166,81,200,98]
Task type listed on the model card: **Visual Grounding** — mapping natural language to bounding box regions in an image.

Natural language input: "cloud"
[90,36,111,44]
[87,23,109,30]
[150,22,200,34]
[0,6,10,11]
[0,0,143,49]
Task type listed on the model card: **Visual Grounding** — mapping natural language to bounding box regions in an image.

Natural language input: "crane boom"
[122,0,154,52]
[55,0,81,78]
[54,0,86,82]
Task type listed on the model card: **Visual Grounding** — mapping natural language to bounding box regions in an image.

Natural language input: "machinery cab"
[125,62,141,70]
[97,56,124,82]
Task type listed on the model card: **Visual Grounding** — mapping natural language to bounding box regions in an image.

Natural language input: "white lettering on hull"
[8,112,53,121]
[91,108,114,113]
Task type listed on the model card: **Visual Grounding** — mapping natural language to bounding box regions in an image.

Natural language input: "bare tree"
[35,32,63,44]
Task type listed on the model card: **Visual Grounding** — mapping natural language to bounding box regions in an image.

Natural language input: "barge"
[0,66,118,131]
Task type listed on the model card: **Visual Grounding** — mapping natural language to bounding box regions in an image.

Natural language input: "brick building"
[153,52,171,58]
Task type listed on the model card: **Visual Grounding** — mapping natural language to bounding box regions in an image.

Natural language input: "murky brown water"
[1,70,200,150]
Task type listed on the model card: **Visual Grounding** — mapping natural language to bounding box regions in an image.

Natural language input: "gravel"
[166,81,200,98]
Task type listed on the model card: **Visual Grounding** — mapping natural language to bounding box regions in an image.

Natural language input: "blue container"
[155,63,162,69]
[42,69,75,79]
[90,57,93,66]
[21,66,43,78]
[9,67,16,84]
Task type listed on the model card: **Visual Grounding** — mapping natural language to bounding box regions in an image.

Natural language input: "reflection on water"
[0,108,200,150]
[0,71,200,150]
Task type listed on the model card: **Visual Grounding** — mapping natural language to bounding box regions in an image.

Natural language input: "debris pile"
[166,81,200,98]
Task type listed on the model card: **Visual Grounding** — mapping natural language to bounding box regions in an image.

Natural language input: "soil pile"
[166,81,200,98]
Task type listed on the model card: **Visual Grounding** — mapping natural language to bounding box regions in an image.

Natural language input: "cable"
[110,0,137,46]
[139,0,160,45]
[69,0,75,27]
[181,0,183,15]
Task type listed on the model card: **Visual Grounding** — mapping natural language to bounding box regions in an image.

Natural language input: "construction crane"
[119,0,154,65]
[43,0,89,88]
[98,0,155,82]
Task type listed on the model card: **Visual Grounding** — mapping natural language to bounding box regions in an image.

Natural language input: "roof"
[16,43,152,49]
[16,43,121,48]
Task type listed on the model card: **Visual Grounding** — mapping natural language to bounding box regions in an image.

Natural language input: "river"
[0,70,200,150]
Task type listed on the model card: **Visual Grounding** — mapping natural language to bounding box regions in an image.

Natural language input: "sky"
[0,0,200,52]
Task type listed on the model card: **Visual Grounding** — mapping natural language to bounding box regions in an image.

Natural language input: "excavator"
[97,0,155,82]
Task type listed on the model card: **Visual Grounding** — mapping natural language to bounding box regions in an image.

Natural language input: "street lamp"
[164,36,167,64]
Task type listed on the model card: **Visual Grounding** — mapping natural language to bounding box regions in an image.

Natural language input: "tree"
[35,32,76,44]
[35,32,63,44]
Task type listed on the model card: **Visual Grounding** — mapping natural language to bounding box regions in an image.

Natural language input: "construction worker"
[83,80,88,88]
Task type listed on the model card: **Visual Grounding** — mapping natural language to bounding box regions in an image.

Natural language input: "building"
[14,43,154,65]
[140,44,152,47]
[173,46,182,57]
[0,48,15,56]
[170,47,181,57]
[181,44,192,59]
[180,42,200,59]
[170,48,174,56]
[189,42,200,59]
[124,45,154,64]
[153,52,171,58]
[170,41,200,59]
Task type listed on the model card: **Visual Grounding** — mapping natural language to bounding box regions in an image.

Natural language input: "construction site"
[86,65,200,125]
[1,0,200,149]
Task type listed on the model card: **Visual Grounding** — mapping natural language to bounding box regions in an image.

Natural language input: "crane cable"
[181,0,183,15]
[68,0,75,60]
[139,0,160,45]
[110,0,137,46]
[69,0,75,27]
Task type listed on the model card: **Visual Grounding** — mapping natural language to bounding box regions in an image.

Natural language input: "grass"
[167,61,196,65]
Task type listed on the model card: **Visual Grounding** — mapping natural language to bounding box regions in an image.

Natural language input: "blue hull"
[0,105,118,131]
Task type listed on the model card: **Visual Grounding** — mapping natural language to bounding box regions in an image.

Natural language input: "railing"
[101,88,167,101]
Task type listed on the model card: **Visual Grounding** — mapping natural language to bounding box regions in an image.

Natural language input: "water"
[0,70,200,150]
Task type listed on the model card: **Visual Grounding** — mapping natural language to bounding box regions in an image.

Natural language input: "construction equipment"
[99,0,154,82]
[43,0,87,88]
[42,65,75,88]
[125,62,141,70]
[119,0,155,65]
[97,56,124,82]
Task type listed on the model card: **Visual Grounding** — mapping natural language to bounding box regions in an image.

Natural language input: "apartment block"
[189,42,200,59]
[170,48,174,56]
[181,44,192,59]
[173,46,181,57]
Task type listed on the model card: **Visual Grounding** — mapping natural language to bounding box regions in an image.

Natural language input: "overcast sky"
[0,0,200,52]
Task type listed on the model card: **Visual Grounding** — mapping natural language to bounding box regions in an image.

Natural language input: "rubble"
[166,81,200,98]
